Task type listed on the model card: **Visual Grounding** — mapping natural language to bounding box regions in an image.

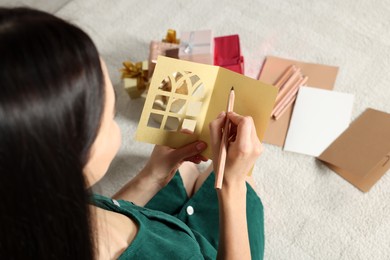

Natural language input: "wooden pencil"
[274,67,301,106]
[272,74,304,116]
[274,65,296,89]
[273,76,308,120]
[215,87,235,189]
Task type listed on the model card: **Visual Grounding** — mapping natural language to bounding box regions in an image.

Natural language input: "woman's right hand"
[209,111,263,185]
[210,111,263,259]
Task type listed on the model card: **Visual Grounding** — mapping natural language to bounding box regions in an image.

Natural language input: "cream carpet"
[2,0,390,259]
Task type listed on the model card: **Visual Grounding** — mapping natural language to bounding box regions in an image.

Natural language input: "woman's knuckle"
[254,143,263,156]
[242,116,253,124]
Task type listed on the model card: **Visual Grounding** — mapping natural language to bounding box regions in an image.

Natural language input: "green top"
[91,172,264,259]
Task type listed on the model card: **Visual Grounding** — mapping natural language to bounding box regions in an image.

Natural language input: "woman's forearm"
[112,168,163,206]
[217,181,251,260]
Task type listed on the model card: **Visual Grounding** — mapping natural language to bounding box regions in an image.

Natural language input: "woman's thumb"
[174,141,207,160]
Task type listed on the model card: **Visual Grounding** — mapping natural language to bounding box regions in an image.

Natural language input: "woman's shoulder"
[91,193,208,259]
[93,202,138,260]
[91,193,119,209]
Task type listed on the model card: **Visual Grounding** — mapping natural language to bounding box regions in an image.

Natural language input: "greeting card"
[136,56,278,158]
[318,108,390,192]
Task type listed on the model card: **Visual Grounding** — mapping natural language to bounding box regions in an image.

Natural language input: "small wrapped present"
[121,60,149,99]
[149,41,179,78]
[162,29,180,44]
[179,30,213,65]
[214,34,244,74]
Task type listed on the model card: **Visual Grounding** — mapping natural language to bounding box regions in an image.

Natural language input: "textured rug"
[3,0,390,259]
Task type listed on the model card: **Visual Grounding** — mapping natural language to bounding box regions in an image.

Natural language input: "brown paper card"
[258,56,339,146]
[318,108,390,192]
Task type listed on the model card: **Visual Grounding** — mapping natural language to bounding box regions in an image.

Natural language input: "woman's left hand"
[113,141,207,206]
[142,141,208,188]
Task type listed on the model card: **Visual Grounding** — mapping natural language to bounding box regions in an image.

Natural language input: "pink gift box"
[148,41,179,78]
[214,34,244,74]
[179,30,213,64]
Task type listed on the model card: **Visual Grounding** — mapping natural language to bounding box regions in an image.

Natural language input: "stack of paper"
[258,56,339,146]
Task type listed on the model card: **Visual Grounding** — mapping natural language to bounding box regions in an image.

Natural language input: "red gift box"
[214,34,244,74]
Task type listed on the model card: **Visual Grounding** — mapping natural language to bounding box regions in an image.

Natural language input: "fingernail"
[196,142,207,151]
[217,112,225,118]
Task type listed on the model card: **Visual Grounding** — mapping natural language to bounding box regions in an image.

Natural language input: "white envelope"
[283,86,354,156]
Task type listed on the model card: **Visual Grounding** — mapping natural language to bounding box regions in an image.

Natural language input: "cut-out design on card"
[172,99,187,114]
[148,70,205,132]
[136,56,278,159]
[153,95,170,111]
[148,113,163,128]
[182,118,197,132]
[165,116,181,131]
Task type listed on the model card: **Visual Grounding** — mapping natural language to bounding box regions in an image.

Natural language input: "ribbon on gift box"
[216,56,243,67]
[182,31,211,54]
[121,61,149,99]
[214,52,244,74]
[121,61,148,91]
[162,29,180,44]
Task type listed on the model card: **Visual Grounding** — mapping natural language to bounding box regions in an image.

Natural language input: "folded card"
[318,108,390,192]
[258,56,339,146]
[283,86,354,157]
[136,56,278,158]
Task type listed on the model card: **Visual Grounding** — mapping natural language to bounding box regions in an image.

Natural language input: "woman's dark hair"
[0,7,105,259]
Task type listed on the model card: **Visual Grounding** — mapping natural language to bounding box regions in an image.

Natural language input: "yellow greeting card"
[136,56,278,158]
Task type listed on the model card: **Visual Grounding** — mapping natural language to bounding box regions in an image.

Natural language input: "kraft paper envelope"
[284,86,354,157]
[318,108,390,192]
[136,56,278,158]
[258,56,339,146]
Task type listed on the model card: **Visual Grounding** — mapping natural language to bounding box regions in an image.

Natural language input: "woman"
[0,7,264,259]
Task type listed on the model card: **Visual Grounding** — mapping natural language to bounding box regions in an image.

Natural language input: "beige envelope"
[258,56,339,146]
[318,108,390,192]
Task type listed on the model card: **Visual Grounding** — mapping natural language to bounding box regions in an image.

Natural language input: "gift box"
[179,30,213,65]
[149,41,179,78]
[214,34,244,74]
[121,60,149,99]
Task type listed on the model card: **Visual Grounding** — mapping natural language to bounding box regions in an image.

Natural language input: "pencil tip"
[231,86,234,91]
